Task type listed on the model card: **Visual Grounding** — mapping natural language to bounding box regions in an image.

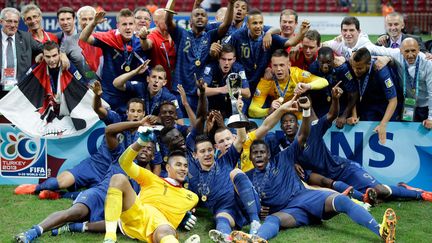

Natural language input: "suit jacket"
[376,33,428,52]
[0,30,43,82]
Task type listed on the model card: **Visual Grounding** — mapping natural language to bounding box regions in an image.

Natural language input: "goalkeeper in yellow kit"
[103,127,199,243]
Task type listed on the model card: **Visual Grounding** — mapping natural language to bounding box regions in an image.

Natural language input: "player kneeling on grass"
[230,96,397,243]
[103,127,199,243]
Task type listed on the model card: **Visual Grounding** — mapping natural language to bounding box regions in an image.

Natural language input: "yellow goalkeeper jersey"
[248,67,328,118]
[119,147,199,229]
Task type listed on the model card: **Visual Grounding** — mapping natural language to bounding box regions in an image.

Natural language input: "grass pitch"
[1,185,432,242]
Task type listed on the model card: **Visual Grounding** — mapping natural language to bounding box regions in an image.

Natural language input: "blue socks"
[389,185,422,199]
[333,195,380,236]
[233,173,261,222]
[36,177,59,193]
[257,215,280,240]
[332,181,364,201]
[21,225,42,242]
[215,217,232,235]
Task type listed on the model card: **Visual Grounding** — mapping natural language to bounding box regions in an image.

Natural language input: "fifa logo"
[0,130,47,178]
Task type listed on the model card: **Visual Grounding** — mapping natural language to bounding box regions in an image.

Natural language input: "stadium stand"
[5,0,352,13]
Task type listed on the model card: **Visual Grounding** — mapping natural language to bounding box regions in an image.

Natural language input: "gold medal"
[201,195,207,202]
[124,66,131,72]
[327,96,331,102]
[184,182,189,189]
[277,97,284,103]
[195,60,201,66]
[254,63,257,69]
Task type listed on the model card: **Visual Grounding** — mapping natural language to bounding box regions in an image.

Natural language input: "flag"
[78,39,103,74]
[92,29,132,51]
[0,61,102,138]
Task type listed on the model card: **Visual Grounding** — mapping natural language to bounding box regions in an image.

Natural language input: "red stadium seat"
[314,5,326,12]
[327,5,339,12]
[261,4,271,12]
[404,4,415,12]
[294,5,305,12]
[273,4,283,12]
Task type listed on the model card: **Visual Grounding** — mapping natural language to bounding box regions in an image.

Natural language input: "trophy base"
[227,114,250,128]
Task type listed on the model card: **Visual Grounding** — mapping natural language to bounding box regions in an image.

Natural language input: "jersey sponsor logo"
[239,71,246,80]
[384,78,393,88]
[254,89,261,97]
[302,71,311,78]
[345,71,353,80]
[204,67,211,75]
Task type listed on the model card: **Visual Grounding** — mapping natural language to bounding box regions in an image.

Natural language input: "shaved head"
[401,37,419,48]
[400,37,420,64]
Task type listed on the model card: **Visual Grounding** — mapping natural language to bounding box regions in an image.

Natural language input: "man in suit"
[376,12,429,55]
[0,7,43,98]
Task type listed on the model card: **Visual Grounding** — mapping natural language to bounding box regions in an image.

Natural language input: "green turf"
[2,185,432,242]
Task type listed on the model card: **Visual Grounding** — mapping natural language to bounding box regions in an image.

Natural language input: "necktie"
[6,37,14,68]
[391,42,399,48]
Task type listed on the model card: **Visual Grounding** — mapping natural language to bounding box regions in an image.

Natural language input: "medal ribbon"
[247,32,262,69]
[191,32,206,62]
[161,42,171,70]
[145,89,163,115]
[197,163,216,199]
[403,57,420,98]
[122,42,133,69]
[274,75,290,99]
[358,59,376,100]
[252,163,271,199]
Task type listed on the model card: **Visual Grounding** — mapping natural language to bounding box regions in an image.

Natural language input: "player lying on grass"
[230,96,397,243]
[294,80,432,205]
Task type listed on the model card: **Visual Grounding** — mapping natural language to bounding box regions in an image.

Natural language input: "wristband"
[302,108,311,118]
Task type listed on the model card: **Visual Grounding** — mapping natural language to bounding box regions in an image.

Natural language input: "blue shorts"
[68,158,106,190]
[216,192,260,228]
[73,183,107,222]
[335,158,380,193]
[280,189,337,226]
[73,175,140,223]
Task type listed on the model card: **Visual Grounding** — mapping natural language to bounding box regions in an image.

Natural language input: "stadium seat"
[404,5,415,12]
[314,5,326,12]
[327,5,339,12]
[273,5,283,12]
[294,5,305,12]
[261,4,271,12]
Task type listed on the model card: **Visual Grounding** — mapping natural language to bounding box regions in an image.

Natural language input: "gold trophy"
[226,73,250,128]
